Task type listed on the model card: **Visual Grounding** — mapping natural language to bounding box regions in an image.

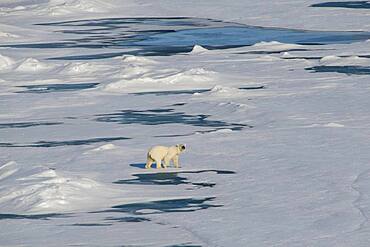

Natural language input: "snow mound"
[0,31,19,38]
[319,55,341,64]
[190,45,209,54]
[200,85,244,97]
[111,55,158,80]
[256,55,281,61]
[121,55,157,65]
[281,52,293,58]
[0,161,121,214]
[104,68,216,93]
[91,143,117,152]
[251,41,303,51]
[63,62,95,74]
[210,85,240,94]
[320,55,370,66]
[179,68,215,78]
[213,128,233,133]
[0,54,15,70]
[324,122,345,128]
[16,58,55,72]
[13,6,26,10]
[122,65,152,78]
[45,0,113,16]
[217,101,251,111]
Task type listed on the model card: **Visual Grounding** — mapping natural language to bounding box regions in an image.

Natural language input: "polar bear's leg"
[163,157,170,169]
[165,154,174,169]
[173,155,180,168]
[155,159,163,169]
[145,156,154,169]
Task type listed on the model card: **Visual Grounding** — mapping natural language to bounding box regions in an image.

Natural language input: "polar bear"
[145,144,186,169]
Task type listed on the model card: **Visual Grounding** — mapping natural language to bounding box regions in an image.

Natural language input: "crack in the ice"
[349,169,370,233]
[154,218,212,247]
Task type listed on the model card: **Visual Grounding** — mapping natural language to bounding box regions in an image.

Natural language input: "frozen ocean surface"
[1,0,370,246]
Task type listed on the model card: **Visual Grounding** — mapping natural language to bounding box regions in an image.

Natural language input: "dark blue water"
[283,54,370,61]
[95,108,249,129]
[306,65,370,75]
[0,213,66,220]
[134,26,370,47]
[282,56,323,60]
[130,86,264,96]
[105,216,150,223]
[16,83,99,93]
[165,244,201,247]
[70,223,113,227]
[236,48,312,55]
[0,121,62,129]
[3,17,370,60]
[0,136,130,148]
[311,1,370,9]
[153,126,246,138]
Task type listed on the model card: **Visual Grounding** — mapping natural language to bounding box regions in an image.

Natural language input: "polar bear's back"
[148,145,169,159]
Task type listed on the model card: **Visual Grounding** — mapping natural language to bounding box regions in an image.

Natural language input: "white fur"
[145,144,185,169]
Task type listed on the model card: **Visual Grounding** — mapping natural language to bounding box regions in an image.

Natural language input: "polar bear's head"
[176,144,186,153]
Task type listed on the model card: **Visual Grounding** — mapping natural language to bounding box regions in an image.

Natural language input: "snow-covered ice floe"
[15,58,56,72]
[0,161,122,214]
[104,66,217,93]
[2,0,370,246]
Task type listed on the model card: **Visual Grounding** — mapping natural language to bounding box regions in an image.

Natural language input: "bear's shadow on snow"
[95,197,222,215]
[305,65,370,75]
[128,163,235,174]
[95,108,251,130]
[130,163,147,169]
[16,83,99,93]
[115,167,235,188]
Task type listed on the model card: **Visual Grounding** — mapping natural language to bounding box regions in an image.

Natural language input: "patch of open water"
[311,1,370,9]
[3,17,370,60]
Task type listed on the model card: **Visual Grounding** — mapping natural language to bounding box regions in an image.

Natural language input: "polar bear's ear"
[176,144,185,152]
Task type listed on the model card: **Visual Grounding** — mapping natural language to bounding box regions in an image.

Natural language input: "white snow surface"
[0,161,123,214]
[1,1,370,247]
[0,54,15,70]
